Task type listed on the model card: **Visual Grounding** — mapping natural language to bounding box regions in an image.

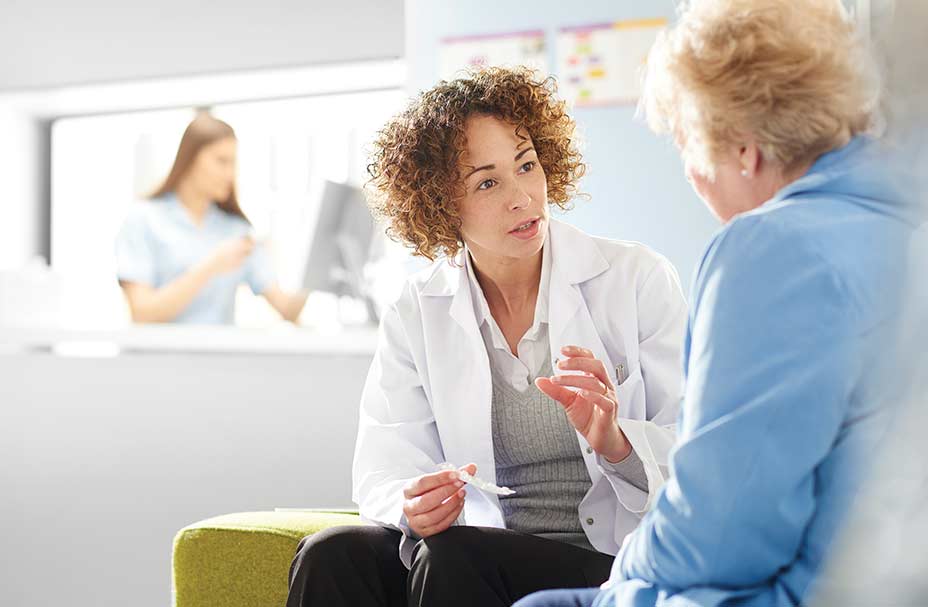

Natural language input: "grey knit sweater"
[490,355,651,551]
[491,356,595,550]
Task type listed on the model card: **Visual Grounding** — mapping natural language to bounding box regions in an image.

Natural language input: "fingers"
[407,479,465,515]
[402,464,480,538]
[403,470,459,500]
[557,346,615,391]
[537,377,616,420]
[406,484,466,538]
[434,496,466,532]
[561,345,595,359]
[580,389,617,418]
[550,374,608,395]
[416,493,466,537]
[535,377,581,407]
[404,478,462,536]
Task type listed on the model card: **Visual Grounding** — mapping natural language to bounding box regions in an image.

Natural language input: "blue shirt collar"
[160,191,221,229]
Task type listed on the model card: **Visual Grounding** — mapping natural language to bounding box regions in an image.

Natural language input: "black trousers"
[286,525,612,607]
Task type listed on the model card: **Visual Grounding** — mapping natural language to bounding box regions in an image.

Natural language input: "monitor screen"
[301,180,376,300]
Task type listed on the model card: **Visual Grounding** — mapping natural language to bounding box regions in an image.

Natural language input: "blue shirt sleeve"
[244,241,276,295]
[603,213,857,606]
[114,205,157,286]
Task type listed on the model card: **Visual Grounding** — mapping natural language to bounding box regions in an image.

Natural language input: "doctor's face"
[185,136,238,203]
[456,114,549,265]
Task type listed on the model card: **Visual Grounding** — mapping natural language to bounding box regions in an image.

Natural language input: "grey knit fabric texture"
[491,356,597,551]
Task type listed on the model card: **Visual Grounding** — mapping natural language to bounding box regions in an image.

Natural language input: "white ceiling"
[0,0,404,91]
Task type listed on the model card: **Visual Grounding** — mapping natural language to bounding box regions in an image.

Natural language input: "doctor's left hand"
[535,346,632,463]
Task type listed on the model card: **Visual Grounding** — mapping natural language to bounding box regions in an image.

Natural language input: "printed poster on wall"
[556,18,667,107]
[439,30,548,80]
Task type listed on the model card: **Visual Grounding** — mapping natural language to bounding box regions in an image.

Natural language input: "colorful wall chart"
[556,18,667,107]
[439,29,548,80]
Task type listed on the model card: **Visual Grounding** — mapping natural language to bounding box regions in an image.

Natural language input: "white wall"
[0,107,45,268]
[1,348,372,607]
[0,1,404,269]
[0,0,403,90]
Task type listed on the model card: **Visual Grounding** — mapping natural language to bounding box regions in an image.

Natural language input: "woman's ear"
[738,140,762,179]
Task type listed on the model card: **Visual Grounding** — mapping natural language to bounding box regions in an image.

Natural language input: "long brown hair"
[150,112,249,222]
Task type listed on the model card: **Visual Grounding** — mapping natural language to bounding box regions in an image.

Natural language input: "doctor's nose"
[509,187,531,211]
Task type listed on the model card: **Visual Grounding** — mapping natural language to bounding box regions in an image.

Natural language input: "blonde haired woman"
[115,113,307,324]
[518,1,922,606]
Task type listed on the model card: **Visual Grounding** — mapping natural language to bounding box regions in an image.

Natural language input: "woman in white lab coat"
[286,67,684,607]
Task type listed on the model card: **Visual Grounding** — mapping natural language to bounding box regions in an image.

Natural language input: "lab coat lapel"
[546,221,617,468]
[547,220,612,365]
[424,254,502,522]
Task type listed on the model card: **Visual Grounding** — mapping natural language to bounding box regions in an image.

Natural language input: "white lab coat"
[352,219,685,564]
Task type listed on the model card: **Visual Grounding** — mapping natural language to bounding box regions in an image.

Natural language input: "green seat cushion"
[173,510,363,607]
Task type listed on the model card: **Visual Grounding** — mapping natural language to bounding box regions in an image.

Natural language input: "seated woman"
[517,1,921,606]
[115,113,307,324]
[286,68,686,607]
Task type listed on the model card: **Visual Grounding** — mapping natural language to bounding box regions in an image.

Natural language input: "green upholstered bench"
[172,510,363,607]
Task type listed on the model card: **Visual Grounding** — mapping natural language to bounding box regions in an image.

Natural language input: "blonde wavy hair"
[641,0,880,178]
[367,67,585,261]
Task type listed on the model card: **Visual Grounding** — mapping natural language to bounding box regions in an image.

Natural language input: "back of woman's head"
[642,0,880,178]
[367,66,584,261]
[151,112,248,221]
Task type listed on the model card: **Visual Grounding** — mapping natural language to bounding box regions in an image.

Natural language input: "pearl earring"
[740,169,749,178]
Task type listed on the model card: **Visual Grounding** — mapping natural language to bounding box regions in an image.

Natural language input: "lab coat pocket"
[614,362,676,513]
[613,362,645,422]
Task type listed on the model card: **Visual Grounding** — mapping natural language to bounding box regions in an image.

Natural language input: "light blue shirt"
[596,138,920,607]
[114,193,275,324]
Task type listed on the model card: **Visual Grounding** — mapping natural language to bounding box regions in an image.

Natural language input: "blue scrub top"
[114,193,275,324]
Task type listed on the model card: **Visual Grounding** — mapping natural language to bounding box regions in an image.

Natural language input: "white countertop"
[0,323,379,355]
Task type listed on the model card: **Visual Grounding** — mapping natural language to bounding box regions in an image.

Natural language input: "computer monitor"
[301,180,379,321]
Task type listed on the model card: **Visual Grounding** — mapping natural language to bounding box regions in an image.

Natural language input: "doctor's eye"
[518,161,536,174]
[477,178,497,191]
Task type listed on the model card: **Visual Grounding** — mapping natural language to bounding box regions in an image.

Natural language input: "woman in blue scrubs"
[115,113,308,324]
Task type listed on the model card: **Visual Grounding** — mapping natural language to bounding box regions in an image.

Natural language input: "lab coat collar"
[547,217,610,286]
[546,218,610,364]
[421,218,609,333]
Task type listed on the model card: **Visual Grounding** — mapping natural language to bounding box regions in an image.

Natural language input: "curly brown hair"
[366,66,585,261]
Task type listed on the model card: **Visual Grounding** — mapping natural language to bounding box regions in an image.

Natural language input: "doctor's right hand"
[402,464,476,538]
[205,236,255,275]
